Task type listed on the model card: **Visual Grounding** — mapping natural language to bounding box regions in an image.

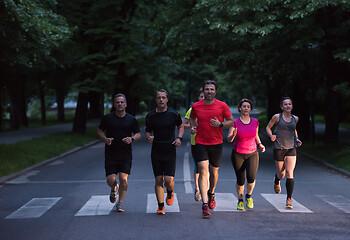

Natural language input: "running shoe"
[157,206,165,215]
[274,179,281,194]
[109,184,119,203]
[208,191,216,209]
[116,202,124,212]
[245,196,254,209]
[237,201,245,211]
[166,191,174,206]
[194,189,201,202]
[202,204,211,218]
[286,198,293,209]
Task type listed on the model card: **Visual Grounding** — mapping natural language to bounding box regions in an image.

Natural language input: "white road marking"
[213,193,239,212]
[75,195,115,216]
[261,194,313,213]
[184,152,193,193]
[6,197,61,219]
[146,193,180,213]
[316,195,350,213]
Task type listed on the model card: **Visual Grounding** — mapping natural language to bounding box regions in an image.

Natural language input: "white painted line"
[6,197,61,219]
[213,193,239,212]
[261,194,313,213]
[75,195,115,216]
[146,193,180,213]
[316,195,350,213]
[183,152,191,181]
[183,152,193,194]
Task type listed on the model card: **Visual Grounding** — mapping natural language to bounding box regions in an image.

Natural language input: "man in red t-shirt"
[190,80,233,217]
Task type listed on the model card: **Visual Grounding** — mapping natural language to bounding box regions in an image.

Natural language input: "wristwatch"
[219,122,223,128]
[177,137,183,141]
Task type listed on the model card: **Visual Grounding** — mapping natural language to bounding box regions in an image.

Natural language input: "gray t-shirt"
[273,113,297,149]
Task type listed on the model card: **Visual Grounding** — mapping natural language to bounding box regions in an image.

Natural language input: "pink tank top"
[233,117,259,154]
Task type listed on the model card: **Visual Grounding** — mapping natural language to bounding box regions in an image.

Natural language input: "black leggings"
[231,150,259,186]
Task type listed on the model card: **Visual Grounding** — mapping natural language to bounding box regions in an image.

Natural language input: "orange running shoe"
[157,206,165,215]
[286,198,293,209]
[166,191,174,206]
[274,180,281,194]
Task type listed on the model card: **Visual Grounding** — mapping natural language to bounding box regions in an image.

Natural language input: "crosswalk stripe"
[316,195,350,213]
[261,194,313,213]
[184,152,193,194]
[146,193,180,213]
[75,195,115,216]
[5,197,61,219]
[213,193,239,212]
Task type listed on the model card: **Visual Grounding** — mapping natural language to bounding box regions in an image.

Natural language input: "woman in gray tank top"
[266,97,302,209]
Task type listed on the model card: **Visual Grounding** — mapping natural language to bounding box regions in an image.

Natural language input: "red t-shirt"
[191,99,232,145]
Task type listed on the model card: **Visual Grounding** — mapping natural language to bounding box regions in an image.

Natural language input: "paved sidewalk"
[0,119,100,145]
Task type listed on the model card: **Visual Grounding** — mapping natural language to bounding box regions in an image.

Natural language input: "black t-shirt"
[99,112,140,160]
[145,108,182,143]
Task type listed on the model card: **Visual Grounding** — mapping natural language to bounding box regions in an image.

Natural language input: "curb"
[0,139,101,184]
[299,150,350,177]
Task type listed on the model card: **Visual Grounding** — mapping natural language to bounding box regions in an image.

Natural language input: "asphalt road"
[1,129,349,240]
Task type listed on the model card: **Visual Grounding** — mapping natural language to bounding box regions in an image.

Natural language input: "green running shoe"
[246,196,254,209]
[237,201,244,211]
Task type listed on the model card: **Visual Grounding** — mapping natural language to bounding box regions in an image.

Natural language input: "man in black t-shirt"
[98,93,140,212]
[145,89,184,215]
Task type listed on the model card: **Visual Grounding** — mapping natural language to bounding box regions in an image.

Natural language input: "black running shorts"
[192,143,223,168]
[105,160,132,176]
[151,142,176,177]
[273,148,297,161]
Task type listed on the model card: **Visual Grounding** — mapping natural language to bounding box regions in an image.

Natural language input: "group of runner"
[97,80,302,217]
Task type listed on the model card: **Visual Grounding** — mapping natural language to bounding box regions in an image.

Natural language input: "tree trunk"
[266,80,282,121]
[325,89,340,144]
[6,76,22,129]
[55,79,65,122]
[18,78,28,127]
[0,91,2,130]
[293,84,310,140]
[323,45,341,144]
[88,91,103,119]
[38,78,46,125]
[72,91,89,134]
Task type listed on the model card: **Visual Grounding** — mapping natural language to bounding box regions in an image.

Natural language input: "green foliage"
[1,0,71,67]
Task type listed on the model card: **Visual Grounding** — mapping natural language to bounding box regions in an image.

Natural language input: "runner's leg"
[118,172,128,203]
[198,160,209,203]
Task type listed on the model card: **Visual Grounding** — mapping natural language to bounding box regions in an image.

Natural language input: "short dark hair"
[280,97,293,106]
[237,98,253,112]
[155,89,168,98]
[114,93,127,103]
[202,80,218,91]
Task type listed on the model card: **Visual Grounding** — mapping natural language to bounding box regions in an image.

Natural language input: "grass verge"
[301,140,350,173]
[0,126,98,177]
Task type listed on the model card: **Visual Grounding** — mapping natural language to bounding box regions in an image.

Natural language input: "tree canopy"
[1,0,349,142]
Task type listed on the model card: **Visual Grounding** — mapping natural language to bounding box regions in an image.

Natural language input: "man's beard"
[204,94,214,100]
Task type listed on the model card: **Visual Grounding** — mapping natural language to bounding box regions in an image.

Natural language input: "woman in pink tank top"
[227,99,265,210]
